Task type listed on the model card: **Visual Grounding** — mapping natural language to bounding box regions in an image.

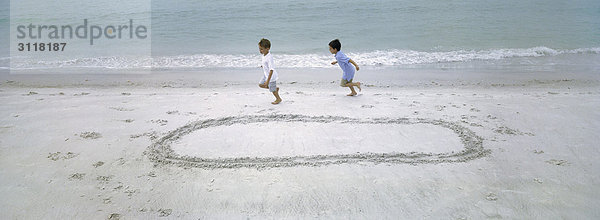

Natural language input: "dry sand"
[0,68,599,219]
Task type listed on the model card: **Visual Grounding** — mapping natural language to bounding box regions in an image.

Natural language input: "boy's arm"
[349,59,359,71]
[259,70,273,88]
[266,56,275,83]
[266,70,273,83]
[262,70,273,86]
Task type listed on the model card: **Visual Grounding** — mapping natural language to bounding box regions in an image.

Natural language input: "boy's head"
[258,38,271,55]
[328,39,341,54]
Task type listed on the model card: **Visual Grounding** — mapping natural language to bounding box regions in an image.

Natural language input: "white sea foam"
[4,47,599,70]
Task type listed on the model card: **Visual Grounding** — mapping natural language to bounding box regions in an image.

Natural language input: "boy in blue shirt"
[329,39,361,96]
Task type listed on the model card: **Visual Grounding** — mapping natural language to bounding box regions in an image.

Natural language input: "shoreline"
[1,64,598,89]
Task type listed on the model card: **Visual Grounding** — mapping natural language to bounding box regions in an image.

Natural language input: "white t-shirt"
[261,52,278,82]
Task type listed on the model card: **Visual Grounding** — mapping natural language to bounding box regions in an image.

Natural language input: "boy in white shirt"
[258,38,282,104]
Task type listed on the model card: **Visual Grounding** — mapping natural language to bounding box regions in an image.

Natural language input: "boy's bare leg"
[347,84,357,96]
[272,87,282,104]
[348,82,361,92]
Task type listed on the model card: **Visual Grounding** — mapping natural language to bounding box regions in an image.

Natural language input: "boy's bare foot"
[347,92,357,96]
[356,82,361,92]
[272,87,281,104]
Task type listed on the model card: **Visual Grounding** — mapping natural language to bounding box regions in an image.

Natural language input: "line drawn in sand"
[145,114,490,169]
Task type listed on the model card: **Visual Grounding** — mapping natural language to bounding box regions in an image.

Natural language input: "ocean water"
[2,0,599,72]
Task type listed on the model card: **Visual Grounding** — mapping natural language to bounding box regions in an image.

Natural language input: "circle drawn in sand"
[146,114,489,169]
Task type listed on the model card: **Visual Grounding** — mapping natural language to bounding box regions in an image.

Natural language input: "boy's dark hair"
[259,38,271,49]
[329,39,341,51]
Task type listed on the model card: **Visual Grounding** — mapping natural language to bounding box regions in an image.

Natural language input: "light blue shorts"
[259,76,277,92]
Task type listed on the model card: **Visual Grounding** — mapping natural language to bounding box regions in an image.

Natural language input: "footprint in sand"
[158,209,172,217]
[469,122,483,127]
[97,175,114,183]
[103,197,112,204]
[79,131,102,139]
[108,213,121,220]
[112,182,124,191]
[48,152,79,161]
[485,192,498,201]
[93,161,105,168]
[115,157,126,166]
[147,171,157,177]
[494,126,528,136]
[184,112,197,116]
[73,92,90,96]
[69,173,86,181]
[149,119,168,126]
[546,159,569,166]
[166,110,179,115]
[125,188,140,197]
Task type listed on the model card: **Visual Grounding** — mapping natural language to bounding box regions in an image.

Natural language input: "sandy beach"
[3,0,600,218]
[0,66,599,219]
